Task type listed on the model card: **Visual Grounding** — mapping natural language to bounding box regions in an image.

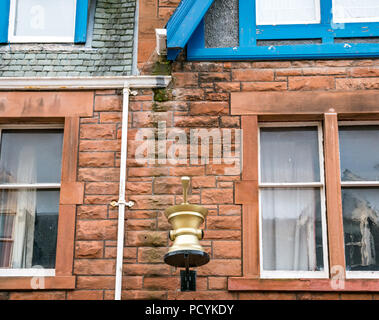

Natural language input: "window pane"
[339,126,379,182]
[32,190,59,268]
[13,0,76,38]
[0,129,63,184]
[342,188,379,271]
[333,0,379,23]
[205,0,239,48]
[260,127,321,183]
[0,213,14,267]
[261,188,324,271]
[0,214,14,239]
[256,0,320,25]
[0,242,13,268]
[0,189,59,269]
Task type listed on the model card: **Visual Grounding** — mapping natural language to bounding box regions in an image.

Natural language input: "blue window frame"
[0,0,89,44]
[178,0,379,61]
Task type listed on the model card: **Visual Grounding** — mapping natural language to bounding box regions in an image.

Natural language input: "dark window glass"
[0,129,63,269]
[339,126,379,182]
[340,125,379,272]
[342,188,379,271]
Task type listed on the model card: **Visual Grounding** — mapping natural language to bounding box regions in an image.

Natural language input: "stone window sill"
[228,278,379,292]
[0,276,76,290]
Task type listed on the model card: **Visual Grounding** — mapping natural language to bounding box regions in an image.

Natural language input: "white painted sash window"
[339,123,379,279]
[8,0,77,43]
[258,123,329,279]
[0,126,63,277]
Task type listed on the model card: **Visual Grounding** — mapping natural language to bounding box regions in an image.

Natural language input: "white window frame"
[0,124,63,277]
[339,120,379,280]
[258,122,329,279]
[332,0,379,23]
[7,0,77,43]
[255,0,321,26]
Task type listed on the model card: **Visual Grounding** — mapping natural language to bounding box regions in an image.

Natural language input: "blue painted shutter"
[0,0,10,44]
[74,0,89,43]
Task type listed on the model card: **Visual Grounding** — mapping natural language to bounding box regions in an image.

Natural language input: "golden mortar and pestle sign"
[164,176,209,290]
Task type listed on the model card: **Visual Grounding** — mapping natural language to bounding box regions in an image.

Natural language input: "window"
[0,0,89,44]
[258,123,328,278]
[229,91,379,291]
[256,0,321,25]
[339,123,379,278]
[169,0,379,61]
[0,92,87,290]
[8,0,76,42]
[0,126,63,276]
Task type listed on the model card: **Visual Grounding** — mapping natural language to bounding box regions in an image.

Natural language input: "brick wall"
[1,58,379,299]
[2,0,379,300]
[119,57,379,300]
[138,0,180,70]
[95,57,378,302]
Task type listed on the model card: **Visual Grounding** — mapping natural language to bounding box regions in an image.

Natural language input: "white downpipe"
[115,84,131,301]
[0,75,171,300]
[114,79,171,300]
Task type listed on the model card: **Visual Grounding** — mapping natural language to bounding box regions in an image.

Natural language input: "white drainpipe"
[0,75,171,300]
[114,84,135,301]
[112,78,171,300]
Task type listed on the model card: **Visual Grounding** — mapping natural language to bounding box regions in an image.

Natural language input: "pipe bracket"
[110,200,135,208]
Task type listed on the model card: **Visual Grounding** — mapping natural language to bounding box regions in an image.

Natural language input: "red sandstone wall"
[2,59,379,299]
[3,0,379,300]
[138,0,180,70]
[120,58,379,300]
[76,58,379,300]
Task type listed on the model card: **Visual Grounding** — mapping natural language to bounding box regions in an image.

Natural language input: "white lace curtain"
[256,0,379,25]
[0,146,36,268]
[333,0,379,23]
[260,128,320,271]
[256,0,320,25]
[261,189,318,271]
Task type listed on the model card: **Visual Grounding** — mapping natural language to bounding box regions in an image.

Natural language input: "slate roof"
[0,0,136,77]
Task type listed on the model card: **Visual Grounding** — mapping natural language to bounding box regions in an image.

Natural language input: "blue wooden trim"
[0,0,10,44]
[168,0,379,61]
[74,0,89,43]
[255,23,379,40]
[167,0,195,40]
[186,18,204,57]
[255,25,330,40]
[166,0,214,49]
[167,49,181,60]
[320,0,332,25]
[187,43,379,60]
[239,0,256,47]
[320,0,333,43]
[190,18,205,49]
[334,23,379,37]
